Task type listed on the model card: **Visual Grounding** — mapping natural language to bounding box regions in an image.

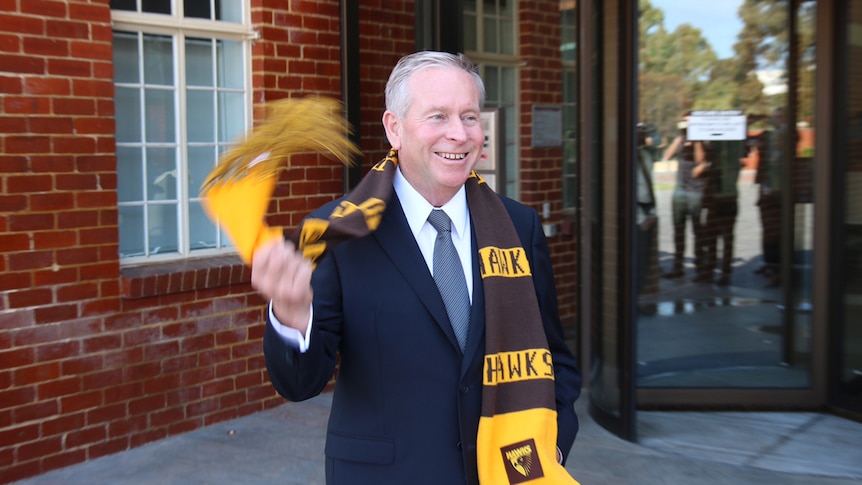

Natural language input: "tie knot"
[428,209,452,234]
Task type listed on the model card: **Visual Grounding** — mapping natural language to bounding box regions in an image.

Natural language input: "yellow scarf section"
[466,178,580,485]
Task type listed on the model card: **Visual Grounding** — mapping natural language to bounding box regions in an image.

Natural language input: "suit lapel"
[373,195,464,352]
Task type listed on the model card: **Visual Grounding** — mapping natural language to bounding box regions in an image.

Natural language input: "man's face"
[383,66,485,207]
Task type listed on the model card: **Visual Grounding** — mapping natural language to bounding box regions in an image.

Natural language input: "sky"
[651,0,744,59]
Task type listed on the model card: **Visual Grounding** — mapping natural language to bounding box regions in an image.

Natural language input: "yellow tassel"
[200,96,361,193]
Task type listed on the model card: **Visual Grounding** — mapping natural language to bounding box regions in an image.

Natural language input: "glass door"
[635,0,817,405]
[836,0,862,416]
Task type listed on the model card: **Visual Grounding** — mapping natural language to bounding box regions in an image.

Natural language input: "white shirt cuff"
[268,301,313,353]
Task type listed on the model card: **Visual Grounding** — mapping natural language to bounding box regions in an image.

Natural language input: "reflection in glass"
[118,205,145,258]
[148,202,178,254]
[114,87,142,143]
[116,146,144,202]
[112,32,139,84]
[144,88,176,143]
[187,90,215,142]
[143,34,173,86]
[186,38,214,87]
[146,146,177,201]
[217,91,244,143]
[216,40,244,89]
[636,0,812,389]
[843,1,862,405]
[189,200,216,250]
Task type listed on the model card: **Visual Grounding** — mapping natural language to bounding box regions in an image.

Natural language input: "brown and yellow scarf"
[202,99,578,484]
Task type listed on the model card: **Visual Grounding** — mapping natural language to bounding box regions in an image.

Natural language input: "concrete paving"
[12,391,862,485]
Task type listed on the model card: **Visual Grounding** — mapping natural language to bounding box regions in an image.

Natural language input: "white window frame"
[111,2,255,265]
[465,0,521,200]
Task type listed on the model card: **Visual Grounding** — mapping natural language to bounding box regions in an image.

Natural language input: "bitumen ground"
[11,390,862,485]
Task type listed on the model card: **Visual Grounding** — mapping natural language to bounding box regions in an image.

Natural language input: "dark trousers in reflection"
[758,191,781,278]
[705,195,738,285]
[670,188,708,279]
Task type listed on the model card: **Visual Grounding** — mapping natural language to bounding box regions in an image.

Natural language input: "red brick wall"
[518,1,578,330]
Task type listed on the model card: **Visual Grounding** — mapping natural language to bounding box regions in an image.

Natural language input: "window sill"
[120,254,250,299]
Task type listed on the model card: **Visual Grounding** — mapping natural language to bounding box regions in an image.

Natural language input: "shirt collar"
[394,167,468,240]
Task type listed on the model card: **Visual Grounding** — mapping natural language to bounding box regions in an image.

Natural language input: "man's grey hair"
[385,51,486,118]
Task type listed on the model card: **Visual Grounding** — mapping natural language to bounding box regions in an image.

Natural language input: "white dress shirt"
[270,167,473,351]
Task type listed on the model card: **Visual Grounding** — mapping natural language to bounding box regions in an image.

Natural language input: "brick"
[36,340,80,362]
[74,117,114,134]
[60,389,102,413]
[71,78,113,97]
[38,376,82,400]
[0,423,39,447]
[0,54,45,74]
[0,75,22,93]
[4,95,51,114]
[57,282,99,302]
[34,304,78,324]
[86,402,125,425]
[41,411,85,437]
[13,400,59,426]
[8,288,53,309]
[52,97,94,115]
[22,37,69,57]
[41,449,87,474]
[45,19,89,40]
[47,58,91,77]
[20,0,68,18]
[32,229,78,251]
[13,362,60,386]
[69,2,111,23]
[29,116,75,134]
[70,40,112,61]
[30,193,75,212]
[5,135,51,154]
[51,135,95,153]
[33,266,77,286]
[61,354,103,376]
[87,437,129,460]
[8,213,55,233]
[16,435,62,462]
[82,368,122,391]
[56,172,98,190]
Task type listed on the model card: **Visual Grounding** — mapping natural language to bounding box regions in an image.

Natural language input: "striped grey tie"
[428,209,470,350]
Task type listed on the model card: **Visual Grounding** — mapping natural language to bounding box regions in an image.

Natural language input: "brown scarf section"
[291,149,578,484]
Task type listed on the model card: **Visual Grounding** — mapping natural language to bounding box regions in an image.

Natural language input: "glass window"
[464,0,519,199]
[112,3,250,261]
[561,6,578,210]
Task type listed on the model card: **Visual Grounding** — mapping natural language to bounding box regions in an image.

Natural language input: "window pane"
[144,88,175,143]
[501,19,514,55]
[117,146,144,202]
[189,200,217,250]
[114,87,141,143]
[143,34,173,86]
[113,32,139,84]
[187,90,215,142]
[110,0,136,11]
[501,67,515,103]
[188,145,217,195]
[218,0,243,23]
[483,17,498,53]
[218,91,244,142]
[118,206,145,258]
[148,202,178,254]
[485,67,499,102]
[184,0,210,19]
[147,146,177,201]
[216,40,244,89]
[186,38,213,87]
[142,0,171,14]
[464,12,477,51]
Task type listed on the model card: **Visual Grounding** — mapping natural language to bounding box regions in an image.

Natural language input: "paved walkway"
[12,391,862,485]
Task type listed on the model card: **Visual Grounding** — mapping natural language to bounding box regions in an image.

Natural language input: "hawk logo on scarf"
[501,439,544,483]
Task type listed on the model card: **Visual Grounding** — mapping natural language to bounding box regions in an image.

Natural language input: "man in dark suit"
[251,51,582,485]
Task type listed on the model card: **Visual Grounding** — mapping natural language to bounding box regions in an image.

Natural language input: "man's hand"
[251,239,314,333]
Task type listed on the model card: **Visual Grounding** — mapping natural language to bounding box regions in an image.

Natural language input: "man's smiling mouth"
[437,152,467,160]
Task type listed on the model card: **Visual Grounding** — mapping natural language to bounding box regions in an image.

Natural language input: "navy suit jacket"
[264,192,582,485]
